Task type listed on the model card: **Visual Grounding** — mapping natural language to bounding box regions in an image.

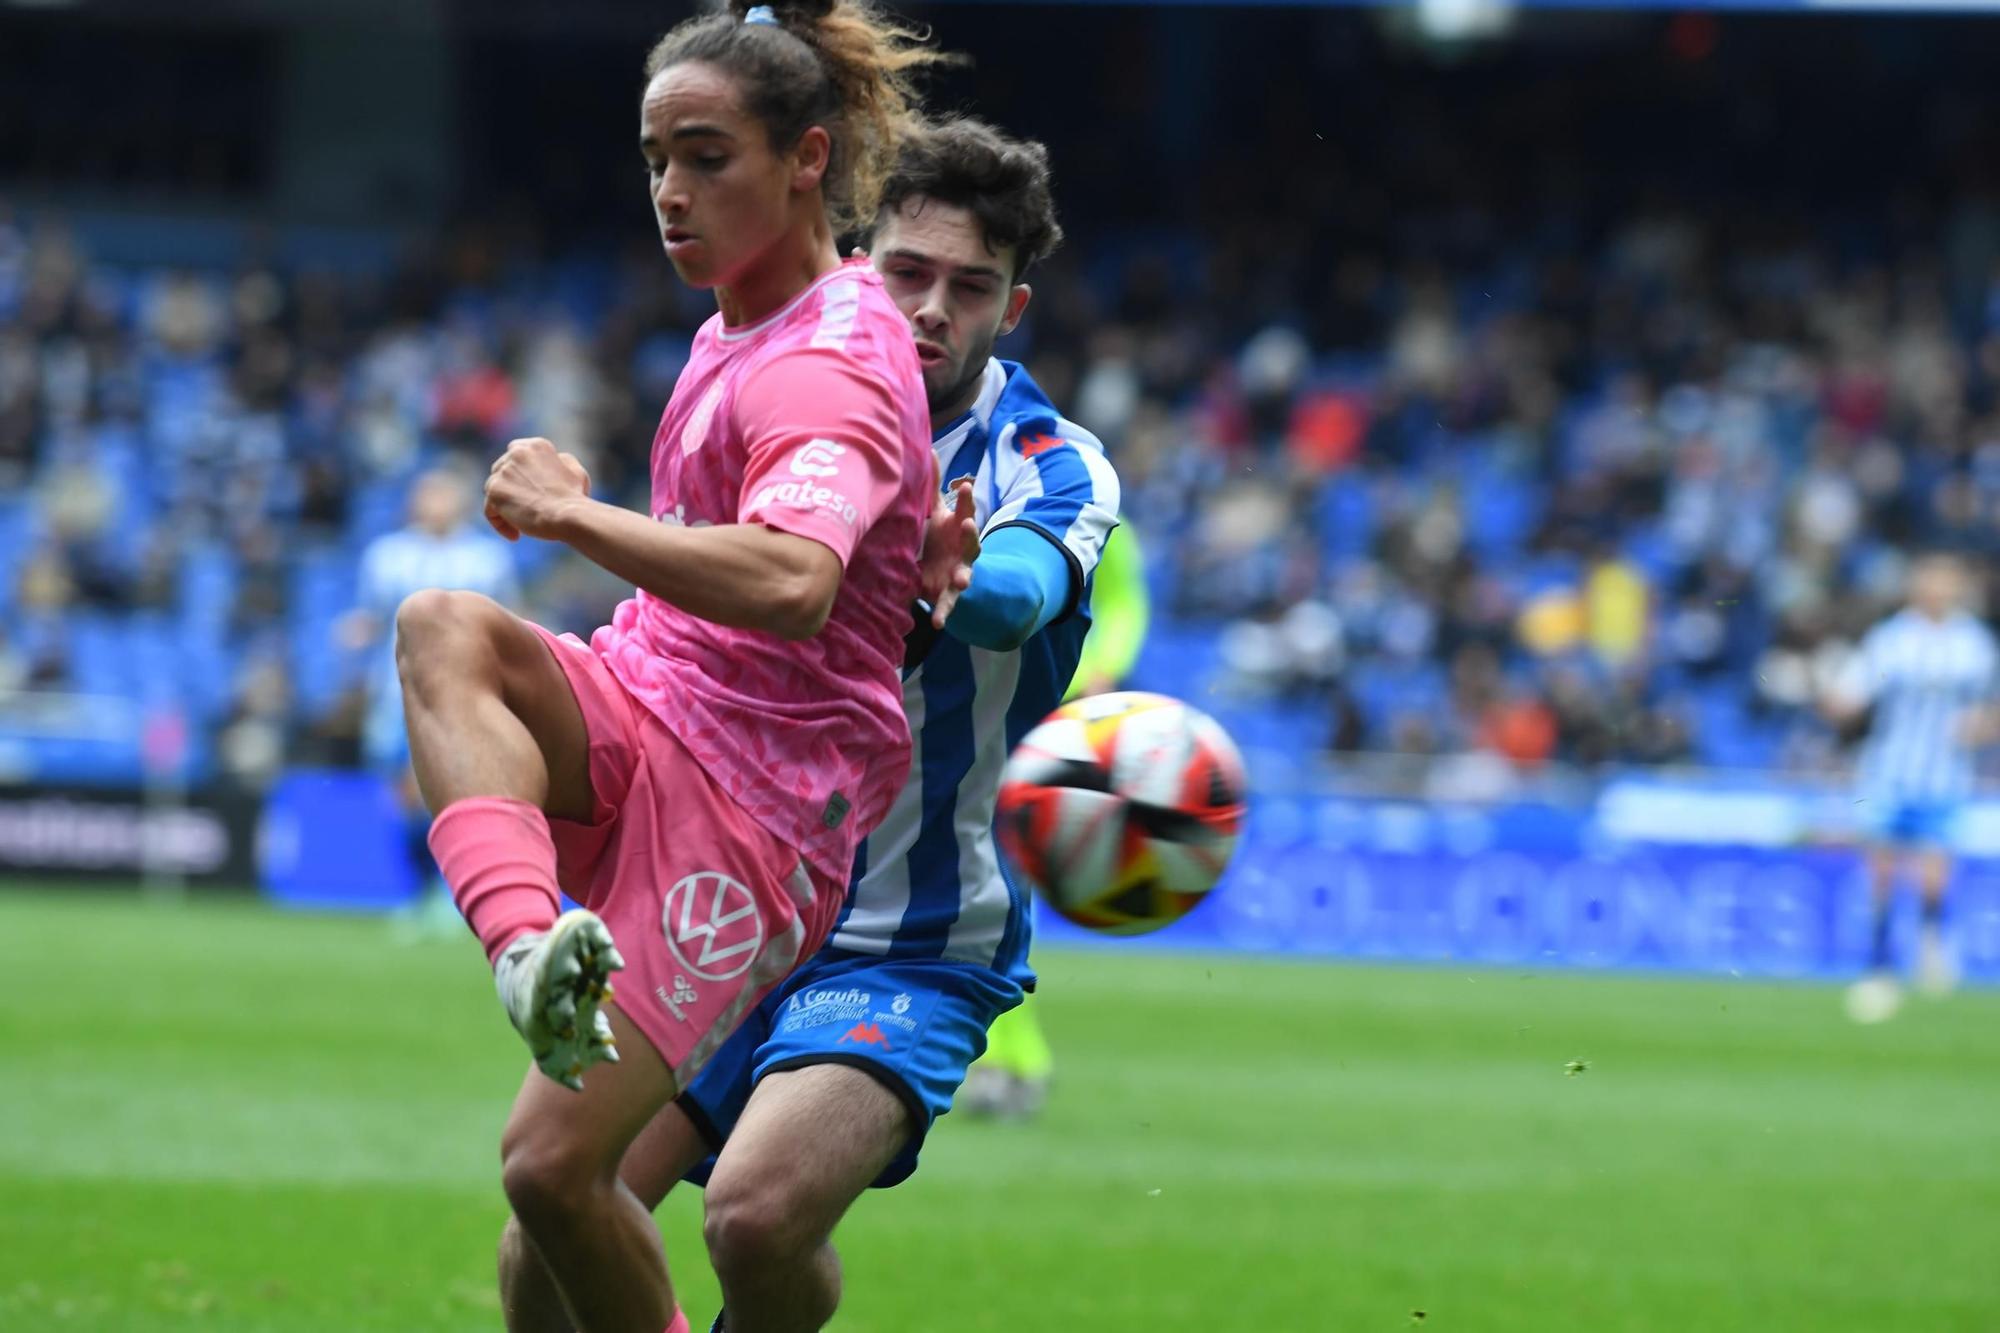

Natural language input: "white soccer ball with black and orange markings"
[996,691,1246,935]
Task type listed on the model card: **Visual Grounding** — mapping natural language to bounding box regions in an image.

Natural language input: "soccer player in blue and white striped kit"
[1824,553,1999,1024]
[498,118,1119,1333]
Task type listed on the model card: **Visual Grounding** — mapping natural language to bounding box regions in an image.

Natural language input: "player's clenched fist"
[485,437,591,541]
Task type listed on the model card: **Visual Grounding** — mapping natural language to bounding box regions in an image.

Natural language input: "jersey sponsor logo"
[890,992,911,1015]
[790,440,848,478]
[746,478,860,527]
[661,871,765,982]
[1017,431,1068,460]
[791,986,873,1013]
[778,986,873,1033]
[838,1022,892,1049]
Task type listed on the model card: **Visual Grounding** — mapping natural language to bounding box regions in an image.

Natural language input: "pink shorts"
[529,623,843,1083]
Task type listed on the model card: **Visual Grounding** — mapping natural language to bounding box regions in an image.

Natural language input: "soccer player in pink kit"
[390,4,963,1330]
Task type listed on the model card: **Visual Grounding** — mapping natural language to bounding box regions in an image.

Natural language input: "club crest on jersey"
[662,871,764,982]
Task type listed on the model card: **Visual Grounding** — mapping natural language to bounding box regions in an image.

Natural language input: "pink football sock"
[664,1311,690,1333]
[426,797,562,964]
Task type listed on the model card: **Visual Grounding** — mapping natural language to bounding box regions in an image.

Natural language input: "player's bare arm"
[487,436,976,637]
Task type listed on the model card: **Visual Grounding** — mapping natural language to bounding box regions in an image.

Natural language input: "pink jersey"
[592,259,935,883]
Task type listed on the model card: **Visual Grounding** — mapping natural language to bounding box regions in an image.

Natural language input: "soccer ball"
[996,691,1247,934]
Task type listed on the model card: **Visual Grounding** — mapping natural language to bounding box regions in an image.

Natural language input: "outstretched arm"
[945,523,1076,652]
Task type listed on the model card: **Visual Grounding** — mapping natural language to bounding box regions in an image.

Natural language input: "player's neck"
[930,357,994,433]
[716,224,841,330]
[931,385,981,435]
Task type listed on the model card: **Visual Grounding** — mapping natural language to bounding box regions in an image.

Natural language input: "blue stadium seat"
[1315,474,1376,563]
[1464,476,1536,557]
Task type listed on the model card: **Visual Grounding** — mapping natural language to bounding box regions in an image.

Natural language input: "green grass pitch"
[2,887,1998,1331]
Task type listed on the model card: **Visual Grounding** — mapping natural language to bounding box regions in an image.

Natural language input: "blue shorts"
[676,949,1023,1189]
[1862,799,1958,848]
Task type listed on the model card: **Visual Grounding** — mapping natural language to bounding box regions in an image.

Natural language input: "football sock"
[427,797,562,964]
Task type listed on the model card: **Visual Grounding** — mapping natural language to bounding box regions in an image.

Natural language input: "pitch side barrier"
[1035,771,2000,983]
[249,764,2000,980]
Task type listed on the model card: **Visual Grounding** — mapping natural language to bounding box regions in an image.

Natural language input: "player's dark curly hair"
[866,117,1064,282]
[643,1,954,236]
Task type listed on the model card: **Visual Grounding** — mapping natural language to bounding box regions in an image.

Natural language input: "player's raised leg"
[396,587,622,1085]
[397,588,596,822]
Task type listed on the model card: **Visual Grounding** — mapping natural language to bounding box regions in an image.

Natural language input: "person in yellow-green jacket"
[960,520,1150,1119]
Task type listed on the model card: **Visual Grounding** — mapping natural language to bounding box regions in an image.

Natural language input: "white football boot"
[494,909,626,1091]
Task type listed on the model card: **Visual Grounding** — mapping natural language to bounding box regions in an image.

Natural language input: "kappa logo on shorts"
[662,871,765,982]
[839,1022,892,1050]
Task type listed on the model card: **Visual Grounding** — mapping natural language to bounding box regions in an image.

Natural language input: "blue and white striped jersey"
[358,524,519,767]
[1842,608,1998,803]
[829,359,1122,983]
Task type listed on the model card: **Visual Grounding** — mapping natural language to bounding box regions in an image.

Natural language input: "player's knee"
[703,1174,817,1276]
[500,1135,597,1230]
[395,589,504,695]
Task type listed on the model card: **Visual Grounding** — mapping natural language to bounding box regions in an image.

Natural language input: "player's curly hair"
[869,116,1065,281]
[643,0,956,237]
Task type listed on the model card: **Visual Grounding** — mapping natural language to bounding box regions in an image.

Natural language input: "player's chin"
[921,360,961,409]
[664,249,717,288]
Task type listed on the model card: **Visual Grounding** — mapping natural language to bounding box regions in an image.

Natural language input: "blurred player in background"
[500,116,1119,1333]
[339,464,519,938]
[392,4,970,1330]
[1824,552,1998,1024]
[961,519,1148,1120]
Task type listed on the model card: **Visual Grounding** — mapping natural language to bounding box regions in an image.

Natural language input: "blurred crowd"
[1100,200,2000,786]
[5,159,2000,791]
